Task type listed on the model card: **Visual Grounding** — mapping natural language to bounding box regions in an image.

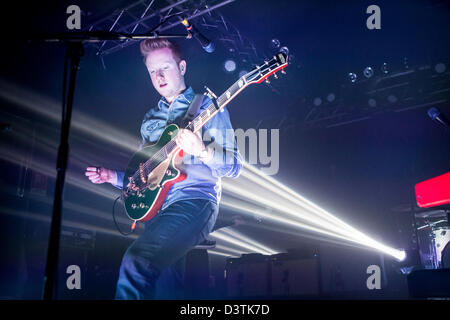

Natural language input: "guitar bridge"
[149,183,161,189]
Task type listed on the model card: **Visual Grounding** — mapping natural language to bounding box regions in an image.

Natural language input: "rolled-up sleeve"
[112,170,125,189]
[200,98,243,179]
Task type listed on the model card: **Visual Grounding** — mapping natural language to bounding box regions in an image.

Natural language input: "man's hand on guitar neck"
[175,128,214,163]
[85,166,118,185]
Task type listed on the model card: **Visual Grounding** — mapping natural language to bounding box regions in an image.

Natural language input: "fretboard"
[186,77,247,133]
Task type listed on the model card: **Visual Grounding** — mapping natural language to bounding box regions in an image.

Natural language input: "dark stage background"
[0,0,449,299]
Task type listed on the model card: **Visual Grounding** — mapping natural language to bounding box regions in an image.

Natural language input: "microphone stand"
[35,30,189,300]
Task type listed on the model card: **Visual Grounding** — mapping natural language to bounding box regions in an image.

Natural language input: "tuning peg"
[281,69,286,75]
[273,73,278,79]
[265,78,270,84]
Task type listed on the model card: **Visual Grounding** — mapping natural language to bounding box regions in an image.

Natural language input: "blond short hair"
[140,38,183,64]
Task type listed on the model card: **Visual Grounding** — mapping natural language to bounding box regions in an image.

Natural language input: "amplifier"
[60,226,96,250]
[407,269,450,298]
[270,253,320,297]
[225,253,270,298]
[57,227,96,299]
[319,243,385,294]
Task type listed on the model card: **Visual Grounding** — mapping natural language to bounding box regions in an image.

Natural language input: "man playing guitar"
[84,38,242,299]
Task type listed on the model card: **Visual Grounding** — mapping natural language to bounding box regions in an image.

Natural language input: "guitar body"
[122,124,186,222]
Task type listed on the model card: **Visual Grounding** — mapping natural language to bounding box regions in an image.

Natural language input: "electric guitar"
[122,52,288,223]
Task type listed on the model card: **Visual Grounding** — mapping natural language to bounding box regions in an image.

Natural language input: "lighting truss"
[301,61,450,129]
[82,0,239,59]
[248,60,450,132]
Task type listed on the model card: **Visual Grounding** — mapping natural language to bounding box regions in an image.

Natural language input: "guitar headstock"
[242,52,289,85]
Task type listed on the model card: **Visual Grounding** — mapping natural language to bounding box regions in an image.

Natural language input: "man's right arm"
[85,167,124,189]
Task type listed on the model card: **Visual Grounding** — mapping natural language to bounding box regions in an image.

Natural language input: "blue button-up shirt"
[114,87,242,211]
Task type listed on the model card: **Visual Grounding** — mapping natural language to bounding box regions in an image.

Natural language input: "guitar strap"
[179,93,204,129]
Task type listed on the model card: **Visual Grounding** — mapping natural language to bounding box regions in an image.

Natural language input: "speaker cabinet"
[407,269,450,298]
[56,227,95,299]
[270,253,320,297]
[225,254,270,298]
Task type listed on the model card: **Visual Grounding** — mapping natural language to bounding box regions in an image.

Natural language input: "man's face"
[145,47,186,103]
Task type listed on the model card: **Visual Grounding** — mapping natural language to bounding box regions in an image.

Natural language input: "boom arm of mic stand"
[29,31,190,43]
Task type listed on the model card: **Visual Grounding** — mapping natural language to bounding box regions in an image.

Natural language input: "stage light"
[214,244,250,256]
[232,167,378,248]
[208,250,239,258]
[221,199,360,245]
[313,97,322,106]
[435,62,446,74]
[0,79,139,153]
[363,67,374,78]
[0,206,139,240]
[239,163,369,233]
[210,230,275,255]
[237,163,387,240]
[221,198,406,260]
[222,180,368,242]
[220,228,279,255]
[348,72,357,83]
[222,198,406,261]
[381,62,389,74]
[398,250,407,262]
[270,38,281,50]
[397,248,421,273]
[222,163,407,261]
[327,93,336,103]
[387,94,398,103]
[224,59,236,72]
[368,98,377,107]
[0,142,120,202]
[403,57,409,69]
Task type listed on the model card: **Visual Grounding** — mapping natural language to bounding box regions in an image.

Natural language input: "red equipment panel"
[415,172,450,208]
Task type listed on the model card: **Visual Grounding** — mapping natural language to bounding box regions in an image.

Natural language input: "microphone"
[427,107,450,129]
[181,19,215,53]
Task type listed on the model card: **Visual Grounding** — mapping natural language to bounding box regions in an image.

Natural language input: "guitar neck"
[156,81,245,162]
[155,80,245,161]
[187,77,248,133]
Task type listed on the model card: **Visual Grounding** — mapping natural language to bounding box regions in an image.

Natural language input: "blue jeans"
[114,198,218,300]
